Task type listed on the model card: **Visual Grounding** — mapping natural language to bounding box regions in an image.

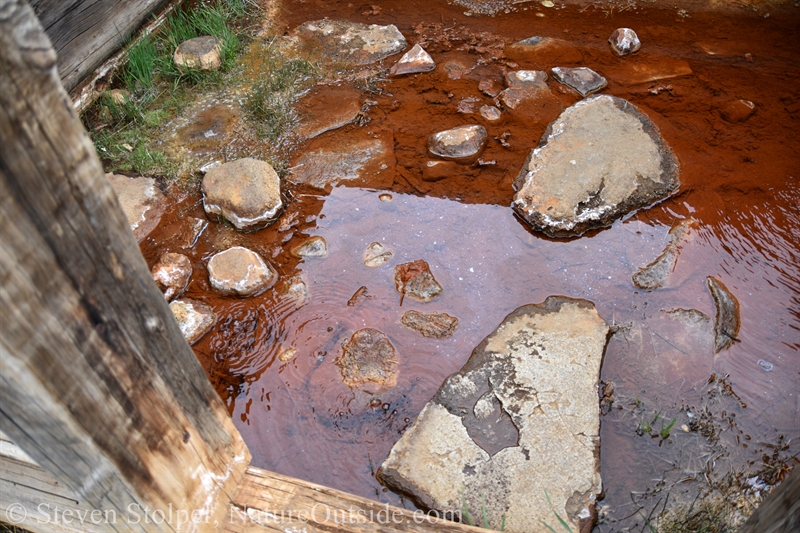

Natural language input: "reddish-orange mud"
[142,0,800,527]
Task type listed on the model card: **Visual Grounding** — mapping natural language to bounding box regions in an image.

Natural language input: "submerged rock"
[427,125,487,161]
[151,252,192,301]
[390,43,436,75]
[178,217,208,249]
[208,246,276,296]
[295,86,362,139]
[707,277,741,353]
[202,158,282,231]
[337,328,398,389]
[292,236,328,258]
[422,160,460,181]
[290,133,395,190]
[379,297,610,533]
[283,274,308,303]
[170,299,215,345]
[551,66,607,97]
[363,242,393,267]
[479,105,502,121]
[278,346,298,362]
[294,20,406,65]
[504,36,583,66]
[400,310,458,338]
[633,218,698,290]
[721,99,756,123]
[394,260,443,303]
[606,56,692,85]
[173,36,222,71]
[609,28,641,56]
[498,70,552,109]
[107,173,166,241]
[513,95,680,238]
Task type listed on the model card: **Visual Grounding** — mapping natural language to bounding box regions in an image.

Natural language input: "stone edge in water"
[512,94,680,238]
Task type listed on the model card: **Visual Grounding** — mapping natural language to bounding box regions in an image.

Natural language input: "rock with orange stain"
[151,252,192,301]
[202,158,282,231]
[394,260,442,303]
[337,328,398,389]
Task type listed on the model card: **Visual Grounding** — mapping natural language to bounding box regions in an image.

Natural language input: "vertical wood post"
[0,1,249,531]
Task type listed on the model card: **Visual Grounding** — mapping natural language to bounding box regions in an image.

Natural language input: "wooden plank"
[69,0,185,113]
[223,467,484,533]
[29,0,172,91]
[738,468,800,533]
[0,2,249,532]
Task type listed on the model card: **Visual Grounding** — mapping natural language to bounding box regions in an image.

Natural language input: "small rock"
[427,125,487,161]
[107,174,167,241]
[284,274,308,302]
[422,160,459,182]
[541,0,554,6]
[394,260,442,303]
[551,67,607,97]
[513,95,680,237]
[390,43,436,75]
[609,28,641,56]
[706,277,741,353]
[151,252,193,301]
[336,328,398,389]
[457,97,479,114]
[444,61,470,80]
[294,20,406,66]
[633,218,698,290]
[290,133,395,190]
[292,236,328,258]
[400,310,459,338]
[179,217,208,249]
[379,297,610,533]
[202,158,282,231]
[364,242,393,267]
[720,99,756,123]
[208,246,276,296]
[173,36,222,71]
[478,79,503,98]
[378,193,393,202]
[479,105,502,121]
[170,299,215,345]
[681,424,690,433]
[347,286,373,307]
[105,89,130,106]
[278,347,298,362]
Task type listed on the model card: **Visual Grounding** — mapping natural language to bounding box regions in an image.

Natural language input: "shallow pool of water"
[141,0,800,527]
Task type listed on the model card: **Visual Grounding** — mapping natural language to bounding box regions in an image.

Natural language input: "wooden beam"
[223,467,484,533]
[738,468,800,533]
[0,1,249,532]
[29,0,172,91]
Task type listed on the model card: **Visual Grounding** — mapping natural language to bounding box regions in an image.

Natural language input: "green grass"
[247,47,321,141]
[541,490,573,533]
[460,489,506,531]
[122,36,158,93]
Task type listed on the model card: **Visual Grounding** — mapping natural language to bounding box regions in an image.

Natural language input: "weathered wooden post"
[0,1,249,531]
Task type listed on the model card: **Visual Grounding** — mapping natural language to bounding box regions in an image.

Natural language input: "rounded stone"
[427,125,487,161]
[173,36,222,71]
[479,105,502,121]
[609,28,641,56]
[202,158,282,231]
[291,236,328,258]
[207,246,275,296]
[169,299,215,344]
[151,252,192,301]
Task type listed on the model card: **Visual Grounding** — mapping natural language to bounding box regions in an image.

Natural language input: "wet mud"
[139,0,800,528]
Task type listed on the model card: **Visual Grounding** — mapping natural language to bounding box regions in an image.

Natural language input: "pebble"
[479,105,502,121]
[364,242,393,267]
[292,236,328,258]
[609,28,642,56]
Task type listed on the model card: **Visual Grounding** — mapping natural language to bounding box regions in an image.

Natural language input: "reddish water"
[141,0,800,527]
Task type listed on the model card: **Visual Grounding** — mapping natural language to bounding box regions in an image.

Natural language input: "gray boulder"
[379,296,610,533]
[202,158,282,231]
[513,95,680,238]
[294,20,406,65]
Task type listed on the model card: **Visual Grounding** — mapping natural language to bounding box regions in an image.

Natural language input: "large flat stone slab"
[513,95,680,238]
[379,296,610,533]
[294,20,406,65]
